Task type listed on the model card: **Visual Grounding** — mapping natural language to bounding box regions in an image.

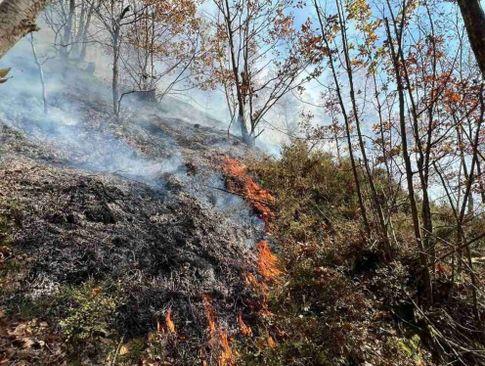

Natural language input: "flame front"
[217,329,234,366]
[223,157,275,227]
[257,240,282,280]
[203,294,217,336]
[237,312,253,337]
[202,294,236,366]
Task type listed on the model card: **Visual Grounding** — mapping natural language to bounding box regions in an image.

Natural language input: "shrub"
[236,142,438,365]
[59,282,118,346]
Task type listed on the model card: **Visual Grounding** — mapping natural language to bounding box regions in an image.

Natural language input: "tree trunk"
[61,0,76,59]
[237,106,254,145]
[29,34,48,114]
[457,0,485,75]
[0,0,47,59]
[313,0,371,236]
[336,0,391,256]
[476,159,485,204]
[78,3,94,61]
[385,18,432,304]
[112,30,120,117]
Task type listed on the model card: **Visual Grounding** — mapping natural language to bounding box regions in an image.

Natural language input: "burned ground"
[0,88,265,363]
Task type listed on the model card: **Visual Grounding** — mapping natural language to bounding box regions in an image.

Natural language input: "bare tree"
[88,0,146,117]
[121,0,202,103]
[207,0,321,145]
[29,33,50,114]
[43,0,95,61]
[313,0,371,236]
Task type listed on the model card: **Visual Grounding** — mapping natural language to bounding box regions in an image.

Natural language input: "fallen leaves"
[0,317,64,364]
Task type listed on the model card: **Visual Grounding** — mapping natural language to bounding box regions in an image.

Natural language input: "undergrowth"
[234,142,483,366]
[0,141,482,365]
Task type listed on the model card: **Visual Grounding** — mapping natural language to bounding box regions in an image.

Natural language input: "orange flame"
[223,157,247,177]
[156,320,162,334]
[222,157,275,228]
[257,240,282,280]
[217,329,234,366]
[202,294,236,366]
[165,308,176,334]
[267,335,277,349]
[203,294,217,336]
[237,312,253,337]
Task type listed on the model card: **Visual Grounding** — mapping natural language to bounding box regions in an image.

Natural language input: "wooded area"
[0,0,483,365]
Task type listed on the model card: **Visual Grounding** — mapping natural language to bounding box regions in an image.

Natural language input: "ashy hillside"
[0,62,266,364]
[0,0,484,365]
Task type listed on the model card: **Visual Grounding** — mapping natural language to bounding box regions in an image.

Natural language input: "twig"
[110,335,125,366]
[432,232,485,266]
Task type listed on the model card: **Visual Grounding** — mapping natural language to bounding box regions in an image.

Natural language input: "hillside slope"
[0,81,266,363]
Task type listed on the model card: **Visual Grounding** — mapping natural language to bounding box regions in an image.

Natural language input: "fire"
[221,158,283,358]
[223,157,247,177]
[257,240,282,280]
[202,294,236,366]
[156,308,176,335]
[237,312,253,337]
[203,294,217,336]
[165,308,176,334]
[245,272,269,295]
[267,335,277,349]
[217,329,234,366]
[222,157,275,227]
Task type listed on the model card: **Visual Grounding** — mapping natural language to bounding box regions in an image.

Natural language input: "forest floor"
[0,83,270,364]
[0,66,483,365]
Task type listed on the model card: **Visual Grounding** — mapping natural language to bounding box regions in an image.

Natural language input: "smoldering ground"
[0,23,265,363]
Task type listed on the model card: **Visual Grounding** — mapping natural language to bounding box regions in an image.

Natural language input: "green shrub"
[59,282,118,345]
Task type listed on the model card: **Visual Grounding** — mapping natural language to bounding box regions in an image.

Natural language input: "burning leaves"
[216,330,234,366]
[222,157,275,227]
[220,157,283,357]
[203,295,217,337]
[157,308,176,335]
[203,295,236,366]
[145,296,239,365]
[237,312,252,337]
[165,309,176,335]
[257,240,282,281]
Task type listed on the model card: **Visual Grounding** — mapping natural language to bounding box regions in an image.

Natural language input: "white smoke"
[0,34,183,186]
